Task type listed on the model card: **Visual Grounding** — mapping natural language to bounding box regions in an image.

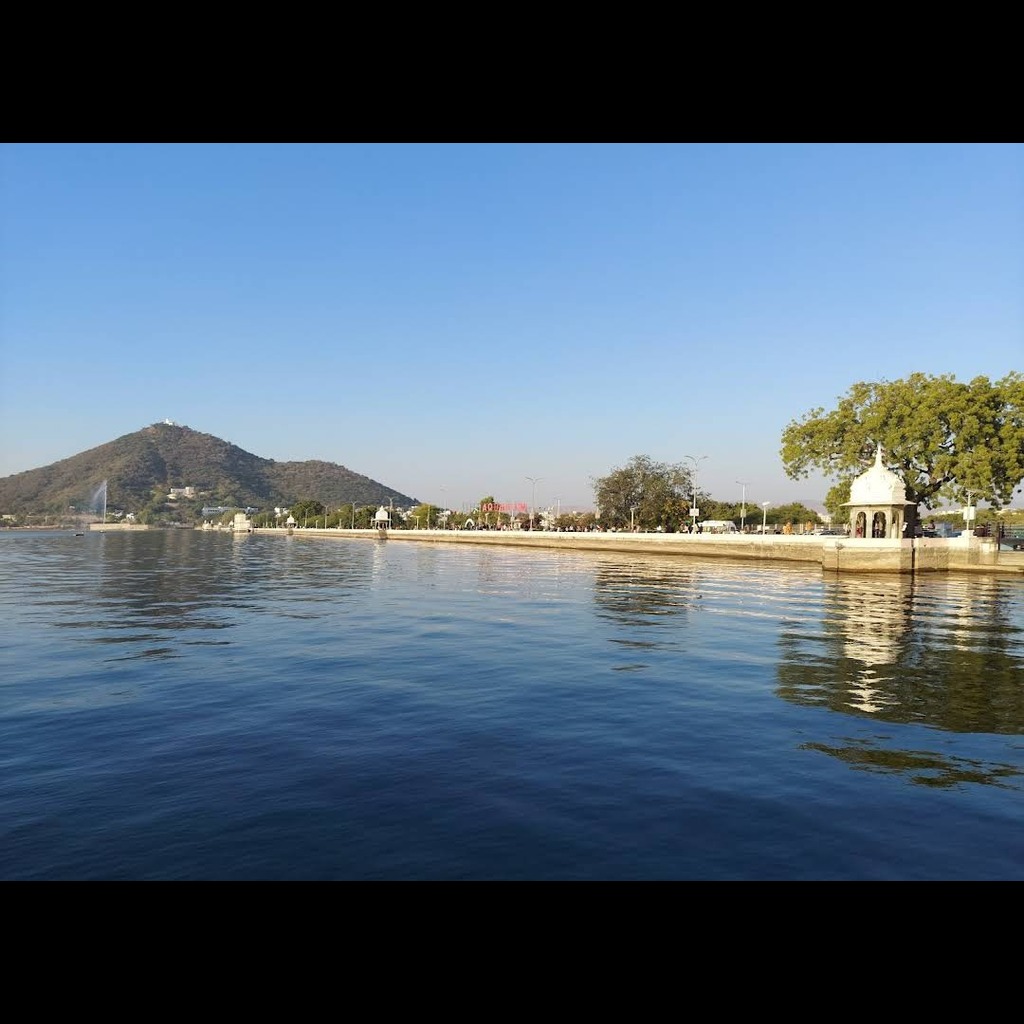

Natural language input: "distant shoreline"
[7,524,1019,576]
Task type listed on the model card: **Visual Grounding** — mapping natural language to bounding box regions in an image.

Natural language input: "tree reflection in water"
[801,739,1023,790]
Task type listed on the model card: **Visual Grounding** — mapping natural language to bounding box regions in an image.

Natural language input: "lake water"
[2,528,1023,880]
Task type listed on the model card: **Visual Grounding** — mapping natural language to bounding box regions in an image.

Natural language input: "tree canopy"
[409,503,437,529]
[780,372,1024,511]
[592,455,693,531]
[290,499,325,524]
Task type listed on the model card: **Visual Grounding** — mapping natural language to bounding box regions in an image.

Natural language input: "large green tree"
[409,503,437,529]
[781,373,1024,512]
[592,455,692,531]
[290,499,325,525]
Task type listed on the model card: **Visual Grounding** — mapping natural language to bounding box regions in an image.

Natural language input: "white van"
[700,520,738,534]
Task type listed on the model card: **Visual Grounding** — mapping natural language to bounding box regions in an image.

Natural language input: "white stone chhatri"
[843,444,917,540]
[849,445,910,504]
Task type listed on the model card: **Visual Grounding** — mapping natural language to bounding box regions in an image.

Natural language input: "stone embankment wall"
[251,527,1024,576]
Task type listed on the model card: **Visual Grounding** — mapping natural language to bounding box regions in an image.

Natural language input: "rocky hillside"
[0,422,419,517]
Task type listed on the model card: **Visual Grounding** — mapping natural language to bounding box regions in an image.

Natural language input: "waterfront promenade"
[240,525,1024,576]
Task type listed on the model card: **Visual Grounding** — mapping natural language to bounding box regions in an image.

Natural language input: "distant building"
[168,487,196,499]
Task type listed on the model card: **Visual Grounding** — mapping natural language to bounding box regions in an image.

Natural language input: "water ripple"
[2,529,1023,879]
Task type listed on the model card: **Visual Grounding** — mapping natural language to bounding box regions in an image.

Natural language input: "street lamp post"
[736,480,749,532]
[762,501,770,537]
[525,476,543,531]
[630,505,638,531]
[684,455,707,531]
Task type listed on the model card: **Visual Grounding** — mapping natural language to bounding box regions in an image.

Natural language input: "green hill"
[0,422,419,521]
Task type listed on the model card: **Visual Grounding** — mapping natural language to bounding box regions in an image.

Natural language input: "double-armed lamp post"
[736,480,749,532]
[684,455,707,530]
[526,476,543,531]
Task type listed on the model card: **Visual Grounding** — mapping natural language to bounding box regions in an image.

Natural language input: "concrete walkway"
[249,526,1024,576]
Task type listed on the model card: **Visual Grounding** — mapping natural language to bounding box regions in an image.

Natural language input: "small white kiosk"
[843,445,917,539]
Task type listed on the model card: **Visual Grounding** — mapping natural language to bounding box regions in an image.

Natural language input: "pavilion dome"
[848,445,909,505]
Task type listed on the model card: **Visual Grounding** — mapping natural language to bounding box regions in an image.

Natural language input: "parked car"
[1000,526,1024,551]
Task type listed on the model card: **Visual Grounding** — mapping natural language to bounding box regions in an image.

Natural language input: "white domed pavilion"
[843,445,917,539]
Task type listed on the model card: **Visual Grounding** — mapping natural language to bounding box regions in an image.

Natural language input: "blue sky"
[2,143,1020,513]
